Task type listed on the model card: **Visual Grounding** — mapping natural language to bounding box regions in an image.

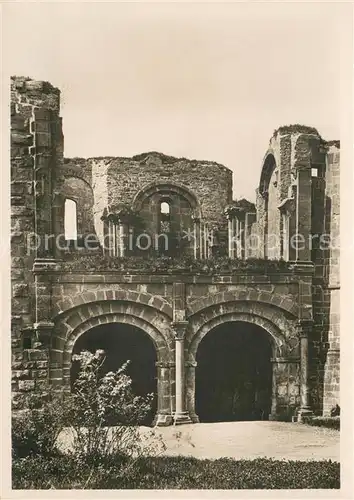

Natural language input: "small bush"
[61,350,162,465]
[302,416,340,430]
[12,392,64,458]
[12,455,340,489]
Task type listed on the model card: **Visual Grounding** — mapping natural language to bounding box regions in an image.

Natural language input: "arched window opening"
[159,200,171,234]
[64,198,78,240]
[160,201,170,215]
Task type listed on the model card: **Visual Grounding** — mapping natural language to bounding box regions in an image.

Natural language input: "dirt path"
[153,421,340,461]
[57,421,340,462]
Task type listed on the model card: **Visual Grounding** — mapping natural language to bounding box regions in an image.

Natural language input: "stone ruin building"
[11,76,340,425]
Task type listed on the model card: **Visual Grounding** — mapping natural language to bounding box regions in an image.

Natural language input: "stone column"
[186,360,199,422]
[239,218,245,259]
[269,357,301,421]
[297,321,313,420]
[108,220,114,257]
[296,167,312,261]
[193,217,201,259]
[263,192,269,259]
[269,359,278,419]
[203,223,208,259]
[227,216,235,259]
[245,212,256,259]
[118,221,126,257]
[113,223,117,257]
[154,361,174,426]
[172,322,192,424]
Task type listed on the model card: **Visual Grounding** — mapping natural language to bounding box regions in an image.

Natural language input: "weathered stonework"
[11,79,340,423]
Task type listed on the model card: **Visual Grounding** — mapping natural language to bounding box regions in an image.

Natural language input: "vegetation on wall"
[273,124,320,137]
[59,254,294,274]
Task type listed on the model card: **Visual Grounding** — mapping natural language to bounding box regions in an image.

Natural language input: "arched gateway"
[48,290,311,426]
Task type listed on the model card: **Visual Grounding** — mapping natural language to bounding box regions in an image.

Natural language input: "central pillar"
[172,322,192,424]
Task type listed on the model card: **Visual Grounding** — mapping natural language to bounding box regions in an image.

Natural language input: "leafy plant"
[12,391,64,459]
[61,350,165,468]
[301,416,340,430]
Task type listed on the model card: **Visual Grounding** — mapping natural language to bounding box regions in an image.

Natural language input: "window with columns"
[159,199,172,255]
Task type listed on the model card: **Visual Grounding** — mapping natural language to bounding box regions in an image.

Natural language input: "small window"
[64,199,78,240]
[311,168,318,178]
[160,201,170,215]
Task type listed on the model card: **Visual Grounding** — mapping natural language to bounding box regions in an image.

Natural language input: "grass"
[12,454,340,489]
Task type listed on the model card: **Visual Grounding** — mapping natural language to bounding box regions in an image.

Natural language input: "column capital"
[155,361,175,368]
[172,321,189,340]
[270,357,300,363]
[34,321,54,347]
[297,320,313,338]
[185,360,197,367]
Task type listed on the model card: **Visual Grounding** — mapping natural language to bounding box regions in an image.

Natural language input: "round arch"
[185,302,301,422]
[187,289,300,319]
[132,181,202,218]
[50,298,175,390]
[50,310,175,425]
[259,151,277,195]
[188,312,286,363]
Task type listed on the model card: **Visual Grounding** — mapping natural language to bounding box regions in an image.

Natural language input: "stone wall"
[322,144,340,415]
[10,77,340,419]
[11,76,63,402]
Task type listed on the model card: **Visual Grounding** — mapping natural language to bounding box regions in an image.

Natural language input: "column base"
[189,413,200,423]
[173,412,193,425]
[154,413,174,427]
[296,407,313,422]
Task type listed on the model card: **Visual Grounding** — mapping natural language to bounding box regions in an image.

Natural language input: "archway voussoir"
[270,294,282,307]
[223,292,235,303]
[53,301,64,315]
[66,311,84,329]
[99,301,112,315]
[259,291,272,302]
[104,290,114,300]
[161,303,173,317]
[110,301,123,313]
[128,291,140,302]
[236,290,249,301]
[113,290,125,300]
[281,298,297,314]
[248,290,260,301]
[289,303,299,316]
[138,293,150,305]
[96,290,106,301]
[87,303,102,317]
[82,291,96,304]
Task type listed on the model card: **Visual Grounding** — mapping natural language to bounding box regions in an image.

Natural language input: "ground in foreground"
[13,455,339,490]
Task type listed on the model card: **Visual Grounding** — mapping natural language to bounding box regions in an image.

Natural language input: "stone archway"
[195,320,273,422]
[71,321,158,425]
[186,302,302,422]
[50,301,175,426]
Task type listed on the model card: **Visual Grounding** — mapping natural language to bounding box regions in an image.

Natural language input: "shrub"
[61,350,165,467]
[301,416,340,430]
[12,392,64,458]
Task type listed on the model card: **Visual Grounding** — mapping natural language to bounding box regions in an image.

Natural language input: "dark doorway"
[71,323,157,425]
[196,321,272,422]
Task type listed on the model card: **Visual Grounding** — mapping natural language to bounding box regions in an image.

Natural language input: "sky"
[3,2,345,201]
